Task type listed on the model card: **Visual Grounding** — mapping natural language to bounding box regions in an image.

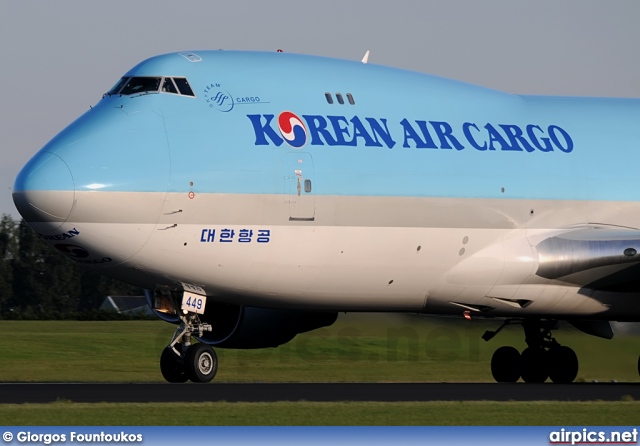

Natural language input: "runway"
[0,382,638,404]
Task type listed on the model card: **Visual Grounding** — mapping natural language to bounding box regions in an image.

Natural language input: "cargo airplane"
[13,50,640,383]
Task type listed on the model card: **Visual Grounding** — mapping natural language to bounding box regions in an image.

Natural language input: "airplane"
[12,49,640,384]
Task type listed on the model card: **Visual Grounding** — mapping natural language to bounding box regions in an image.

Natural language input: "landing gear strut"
[484,319,578,383]
[159,310,218,383]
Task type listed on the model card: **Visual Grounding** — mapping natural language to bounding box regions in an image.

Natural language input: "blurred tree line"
[0,214,144,319]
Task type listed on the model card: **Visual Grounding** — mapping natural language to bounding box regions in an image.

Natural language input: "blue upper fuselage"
[13,50,640,205]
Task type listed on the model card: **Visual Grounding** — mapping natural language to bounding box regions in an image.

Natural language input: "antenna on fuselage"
[361,50,370,64]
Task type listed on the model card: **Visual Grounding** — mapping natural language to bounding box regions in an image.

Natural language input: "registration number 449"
[181,292,206,315]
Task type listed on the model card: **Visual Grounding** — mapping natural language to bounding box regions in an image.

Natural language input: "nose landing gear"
[184,343,218,383]
[159,311,218,383]
[160,344,188,383]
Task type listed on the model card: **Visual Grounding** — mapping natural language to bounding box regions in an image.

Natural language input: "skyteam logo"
[204,83,234,112]
[278,111,307,148]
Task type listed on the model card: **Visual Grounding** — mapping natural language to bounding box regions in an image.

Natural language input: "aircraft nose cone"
[13,151,75,232]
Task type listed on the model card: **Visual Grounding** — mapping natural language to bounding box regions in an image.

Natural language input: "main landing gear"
[160,311,218,383]
[484,320,579,383]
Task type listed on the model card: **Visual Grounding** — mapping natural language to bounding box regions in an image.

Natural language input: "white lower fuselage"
[38,190,640,321]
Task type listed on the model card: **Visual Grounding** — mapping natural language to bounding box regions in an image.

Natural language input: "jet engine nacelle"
[145,290,337,349]
[199,302,338,348]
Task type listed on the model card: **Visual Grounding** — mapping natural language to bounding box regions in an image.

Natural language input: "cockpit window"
[162,78,178,94]
[107,76,195,97]
[119,77,162,95]
[174,78,195,96]
[107,77,130,95]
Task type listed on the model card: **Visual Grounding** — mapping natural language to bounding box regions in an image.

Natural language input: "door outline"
[285,152,315,221]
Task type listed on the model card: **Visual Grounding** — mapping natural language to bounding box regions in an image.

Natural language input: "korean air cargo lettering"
[248,112,574,152]
[12,50,640,385]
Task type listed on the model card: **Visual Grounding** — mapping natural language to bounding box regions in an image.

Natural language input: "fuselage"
[13,50,640,320]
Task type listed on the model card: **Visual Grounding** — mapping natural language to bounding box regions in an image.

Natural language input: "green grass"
[0,314,638,383]
[1,315,638,426]
[0,401,637,425]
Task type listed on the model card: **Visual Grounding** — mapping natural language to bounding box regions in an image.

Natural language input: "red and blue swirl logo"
[54,243,90,258]
[278,111,307,148]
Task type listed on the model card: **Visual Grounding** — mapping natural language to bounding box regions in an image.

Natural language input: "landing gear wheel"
[185,343,218,383]
[548,346,578,384]
[520,347,549,383]
[491,346,521,382]
[160,346,188,383]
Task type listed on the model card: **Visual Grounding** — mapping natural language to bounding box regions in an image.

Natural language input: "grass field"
[0,401,638,425]
[1,314,638,383]
[1,315,638,425]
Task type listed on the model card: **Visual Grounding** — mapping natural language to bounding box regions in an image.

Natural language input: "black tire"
[491,346,521,383]
[520,347,549,383]
[160,346,188,383]
[548,346,578,384]
[185,343,218,383]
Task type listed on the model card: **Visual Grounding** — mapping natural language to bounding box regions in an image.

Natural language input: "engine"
[145,290,338,349]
